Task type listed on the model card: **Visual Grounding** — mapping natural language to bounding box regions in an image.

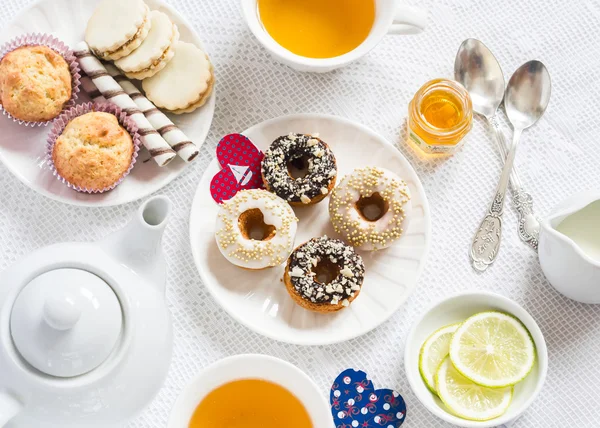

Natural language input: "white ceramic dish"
[0,0,215,207]
[405,291,548,428]
[190,113,431,345]
[241,0,427,73]
[168,354,333,428]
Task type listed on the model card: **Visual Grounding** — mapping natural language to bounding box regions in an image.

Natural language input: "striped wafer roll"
[80,75,106,103]
[104,63,199,162]
[74,42,176,167]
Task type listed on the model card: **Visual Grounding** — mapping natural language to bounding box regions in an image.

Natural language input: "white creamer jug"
[539,190,600,303]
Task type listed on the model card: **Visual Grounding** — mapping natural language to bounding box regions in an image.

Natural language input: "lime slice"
[436,357,513,421]
[449,311,535,387]
[419,323,460,393]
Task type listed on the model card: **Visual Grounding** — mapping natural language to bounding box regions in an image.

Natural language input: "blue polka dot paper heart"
[211,133,264,203]
[330,369,406,428]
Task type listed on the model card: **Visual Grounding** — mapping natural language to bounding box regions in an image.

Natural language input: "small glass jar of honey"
[408,78,473,155]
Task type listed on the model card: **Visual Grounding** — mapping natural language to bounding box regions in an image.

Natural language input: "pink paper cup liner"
[46,102,141,194]
[0,33,81,127]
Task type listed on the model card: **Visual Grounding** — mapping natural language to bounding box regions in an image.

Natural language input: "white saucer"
[190,114,431,345]
[0,0,215,207]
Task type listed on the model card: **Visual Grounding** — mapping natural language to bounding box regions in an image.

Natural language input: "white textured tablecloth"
[1,0,600,426]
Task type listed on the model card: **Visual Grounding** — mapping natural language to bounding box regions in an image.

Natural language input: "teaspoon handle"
[470,129,522,272]
[489,117,520,188]
[490,118,540,251]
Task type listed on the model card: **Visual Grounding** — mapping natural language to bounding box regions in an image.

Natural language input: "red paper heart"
[210,133,265,204]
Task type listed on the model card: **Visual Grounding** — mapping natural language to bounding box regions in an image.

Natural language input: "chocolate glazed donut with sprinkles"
[261,133,337,206]
[283,236,365,313]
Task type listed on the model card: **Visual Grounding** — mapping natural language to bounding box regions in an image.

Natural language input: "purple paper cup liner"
[0,33,81,127]
[46,102,141,194]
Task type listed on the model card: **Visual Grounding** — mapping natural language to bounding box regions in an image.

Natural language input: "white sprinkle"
[351,283,361,291]
[296,252,305,258]
[307,138,319,147]
[300,194,311,204]
[340,267,354,278]
[288,133,297,140]
[290,267,304,277]
[331,297,339,305]
[311,258,318,267]
[312,132,320,138]
[321,187,329,195]
[325,285,334,294]
[341,299,350,307]
[313,148,324,158]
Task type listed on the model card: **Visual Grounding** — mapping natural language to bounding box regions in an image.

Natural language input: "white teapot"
[539,190,600,303]
[0,196,173,427]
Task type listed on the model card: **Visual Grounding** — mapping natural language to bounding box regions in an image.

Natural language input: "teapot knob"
[43,294,81,331]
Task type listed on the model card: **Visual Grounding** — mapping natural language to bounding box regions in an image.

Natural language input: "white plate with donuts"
[190,114,431,345]
[0,0,215,207]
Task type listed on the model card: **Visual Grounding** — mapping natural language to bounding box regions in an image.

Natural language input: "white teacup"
[168,354,333,427]
[241,0,428,73]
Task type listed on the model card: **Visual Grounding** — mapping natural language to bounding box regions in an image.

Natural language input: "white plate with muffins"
[190,114,431,345]
[0,0,215,206]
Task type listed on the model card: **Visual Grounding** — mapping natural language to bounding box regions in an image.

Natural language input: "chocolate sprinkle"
[287,236,365,305]
[261,133,337,203]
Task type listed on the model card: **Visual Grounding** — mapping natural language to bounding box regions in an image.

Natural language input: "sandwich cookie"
[85,0,151,61]
[114,10,179,80]
[142,41,214,114]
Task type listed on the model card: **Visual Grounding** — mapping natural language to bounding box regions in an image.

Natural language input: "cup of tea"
[168,354,333,427]
[241,0,427,73]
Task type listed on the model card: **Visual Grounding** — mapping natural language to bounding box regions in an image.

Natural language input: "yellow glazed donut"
[329,166,412,251]
[215,189,298,269]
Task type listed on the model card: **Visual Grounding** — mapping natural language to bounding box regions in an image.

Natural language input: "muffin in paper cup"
[0,33,81,126]
[46,102,141,193]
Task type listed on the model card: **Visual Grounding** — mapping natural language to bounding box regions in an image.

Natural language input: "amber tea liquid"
[257,0,375,58]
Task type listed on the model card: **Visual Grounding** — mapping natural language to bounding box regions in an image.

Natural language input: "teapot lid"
[10,269,122,378]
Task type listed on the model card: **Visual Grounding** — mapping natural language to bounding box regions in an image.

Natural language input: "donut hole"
[287,154,311,179]
[355,192,389,222]
[313,258,341,284]
[238,208,276,241]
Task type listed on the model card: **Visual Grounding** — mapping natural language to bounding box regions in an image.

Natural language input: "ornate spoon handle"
[490,118,540,251]
[470,128,522,271]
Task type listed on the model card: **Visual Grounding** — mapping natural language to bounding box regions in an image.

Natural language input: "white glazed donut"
[329,166,412,251]
[215,189,298,269]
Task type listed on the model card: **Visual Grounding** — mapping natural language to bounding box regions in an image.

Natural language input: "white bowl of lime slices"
[405,291,548,427]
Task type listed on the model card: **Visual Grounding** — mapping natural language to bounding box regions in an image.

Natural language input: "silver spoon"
[455,39,541,254]
[469,60,551,271]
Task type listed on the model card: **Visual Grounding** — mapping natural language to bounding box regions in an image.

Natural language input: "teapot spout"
[101,196,172,293]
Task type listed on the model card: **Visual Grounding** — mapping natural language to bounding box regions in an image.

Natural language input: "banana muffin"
[52,112,134,192]
[0,45,72,122]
